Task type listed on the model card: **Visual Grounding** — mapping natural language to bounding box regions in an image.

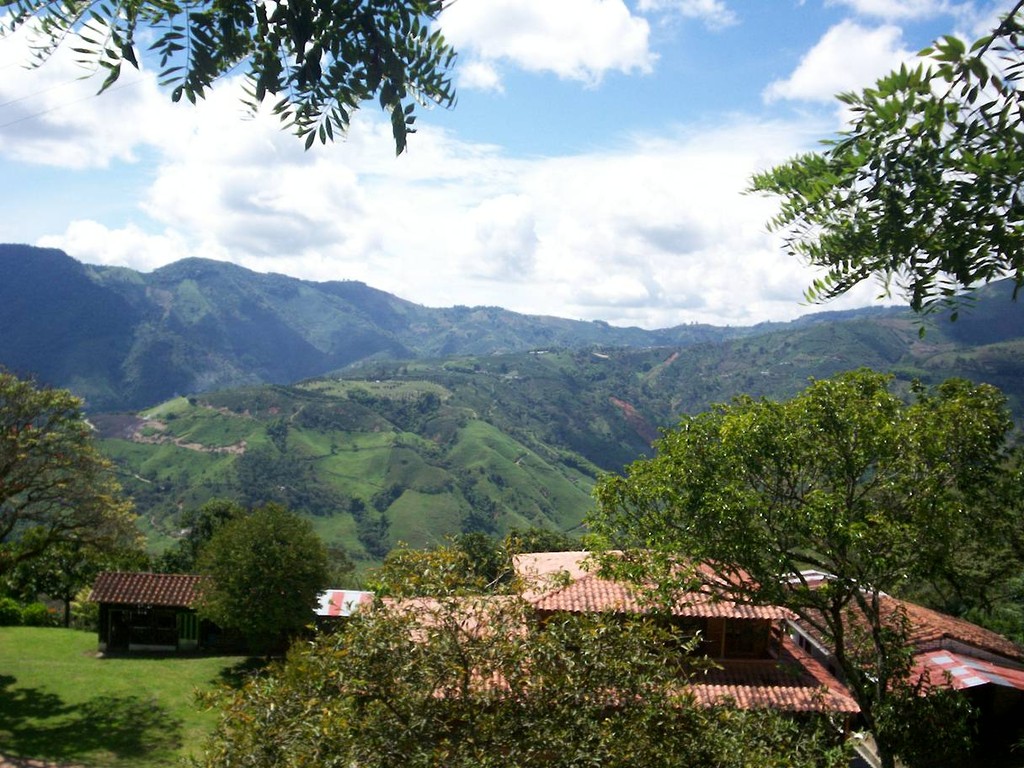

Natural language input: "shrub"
[71,587,99,631]
[21,602,57,627]
[0,597,23,626]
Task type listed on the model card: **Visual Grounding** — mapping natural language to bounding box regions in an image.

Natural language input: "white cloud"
[763,20,911,103]
[0,21,188,168]
[34,108,894,329]
[6,7,910,331]
[439,0,655,89]
[826,0,951,20]
[458,60,505,93]
[637,0,738,29]
[38,220,189,272]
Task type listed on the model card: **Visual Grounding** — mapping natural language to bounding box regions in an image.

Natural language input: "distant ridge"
[1,243,1020,412]
[0,244,745,409]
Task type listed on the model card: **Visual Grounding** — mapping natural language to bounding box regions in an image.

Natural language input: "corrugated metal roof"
[89,571,207,607]
[316,590,373,617]
[912,650,1024,692]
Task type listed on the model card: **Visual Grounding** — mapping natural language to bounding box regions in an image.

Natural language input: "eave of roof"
[791,594,1024,666]
[89,571,207,608]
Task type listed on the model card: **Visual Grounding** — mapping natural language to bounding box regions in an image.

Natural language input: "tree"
[591,369,1020,768]
[3,0,456,153]
[195,592,850,768]
[750,3,1024,316]
[368,530,577,598]
[7,530,149,627]
[367,538,501,597]
[196,503,329,653]
[0,370,138,579]
[156,498,245,573]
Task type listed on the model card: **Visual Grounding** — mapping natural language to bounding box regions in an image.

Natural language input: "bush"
[71,587,99,631]
[21,602,57,627]
[0,597,23,626]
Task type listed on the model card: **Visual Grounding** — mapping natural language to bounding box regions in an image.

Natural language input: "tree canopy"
[197,591,849,768]
[591,369,1022,768]
[750,2,1024,316]
[3,0,457,153]
[157,498,245,573]
[6,528,148,626]
[196,503,329,653]
[0,370,138,578]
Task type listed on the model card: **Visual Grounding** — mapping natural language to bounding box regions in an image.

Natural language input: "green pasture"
[0,627,248,768]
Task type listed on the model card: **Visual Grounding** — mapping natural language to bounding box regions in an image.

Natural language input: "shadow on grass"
[0,674,183,764]
[214,656,273,689]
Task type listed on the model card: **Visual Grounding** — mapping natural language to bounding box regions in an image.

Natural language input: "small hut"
[89,571,210,653]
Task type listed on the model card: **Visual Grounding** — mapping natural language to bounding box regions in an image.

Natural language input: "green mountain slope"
[97,380,596,564]
[98,284,1024,564]
[0,244,743,410]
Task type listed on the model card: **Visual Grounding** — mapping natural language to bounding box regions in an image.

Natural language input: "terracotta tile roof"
[513,551,601,601]
[795,594,1024,666]
[89,571,207,608]
[690,636,859,714]
[532,572,793,620]
[895,598,1024,662]
[513,550,596,582]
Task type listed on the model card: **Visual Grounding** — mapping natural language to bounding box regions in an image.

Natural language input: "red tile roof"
[795,594,1024,665]
[89,571,207,608]
[531,572,793,620]
[690,636,860,713]
[895,598,1024,662]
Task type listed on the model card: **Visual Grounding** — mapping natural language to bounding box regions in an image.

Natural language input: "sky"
[0,0,1007,329]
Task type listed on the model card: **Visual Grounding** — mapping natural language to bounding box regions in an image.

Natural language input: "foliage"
[368,529,584,597]
[0,596,22,625]
[0,370,138,578]
[2,0,457,153]
[19,601,56,627]
[70,585,99,631]
[504,525,579,554]
[195,595,849,768]
[367,538,503,597]
[592,369,1021,768]
[7,528,149,626]
[196,503,330,653]
[750,3,1024,315]
[157,498,245,573]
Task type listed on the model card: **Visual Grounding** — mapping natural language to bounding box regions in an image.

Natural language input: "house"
[89,571,211,653]
[787,572,1024,748]
[514,552,861,716]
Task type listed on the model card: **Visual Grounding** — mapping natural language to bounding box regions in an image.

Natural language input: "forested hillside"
[0,244,743,410]
[95,284,1024,566]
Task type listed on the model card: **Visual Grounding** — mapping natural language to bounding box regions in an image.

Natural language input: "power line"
[0,75,145,130]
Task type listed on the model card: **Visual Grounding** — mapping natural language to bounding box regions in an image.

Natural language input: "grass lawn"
[0,627,250,767]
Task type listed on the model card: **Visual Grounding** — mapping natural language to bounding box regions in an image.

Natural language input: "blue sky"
[0,0,1006,328]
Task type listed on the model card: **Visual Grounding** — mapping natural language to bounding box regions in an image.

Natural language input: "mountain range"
[4,242,1023,562]
[1,243,770,411]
